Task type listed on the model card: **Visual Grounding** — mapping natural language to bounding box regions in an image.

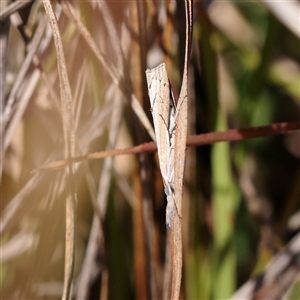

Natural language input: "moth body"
[146,63,177,227]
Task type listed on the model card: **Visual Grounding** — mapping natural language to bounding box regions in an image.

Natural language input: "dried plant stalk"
[170,1,192,298]
[42,1,76,299]
[146,0,193,298]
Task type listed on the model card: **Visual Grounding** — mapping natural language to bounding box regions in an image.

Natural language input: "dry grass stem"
[2,1,299,299]
[42,1,76,299]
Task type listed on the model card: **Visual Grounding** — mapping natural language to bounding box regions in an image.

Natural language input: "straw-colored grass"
[1,1,300,299]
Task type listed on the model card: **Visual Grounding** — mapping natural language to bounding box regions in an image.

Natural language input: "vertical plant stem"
[163,0,174,70]
[130,1,148,299]
[211,110,237,299]
[42,1,76,299]
[0,0,10,181]
[131,0,159,298]
[171,0,193,299]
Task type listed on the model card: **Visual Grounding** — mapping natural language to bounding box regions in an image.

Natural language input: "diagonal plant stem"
[1,13,48,178]
[61,0,156,142]
[34,120,300,173]
[0,0,10,182]
[76,89,123,300]
[42,1,76,299]
[0,0,10,112]
[0,0,32,21]
[230,231,300,299]
[1,11,47,129]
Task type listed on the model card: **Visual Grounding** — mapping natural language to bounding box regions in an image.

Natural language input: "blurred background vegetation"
[1,0,299,299]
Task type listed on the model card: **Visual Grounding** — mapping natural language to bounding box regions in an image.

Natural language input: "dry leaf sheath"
[145,1,193,227]
[146,0,193,299]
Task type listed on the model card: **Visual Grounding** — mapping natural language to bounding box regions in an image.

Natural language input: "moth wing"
[146,63,171,183]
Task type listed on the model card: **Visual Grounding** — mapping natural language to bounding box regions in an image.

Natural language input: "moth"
[146,63,177,227]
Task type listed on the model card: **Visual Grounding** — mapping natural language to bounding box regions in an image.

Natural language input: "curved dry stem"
[42,1,76,299]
